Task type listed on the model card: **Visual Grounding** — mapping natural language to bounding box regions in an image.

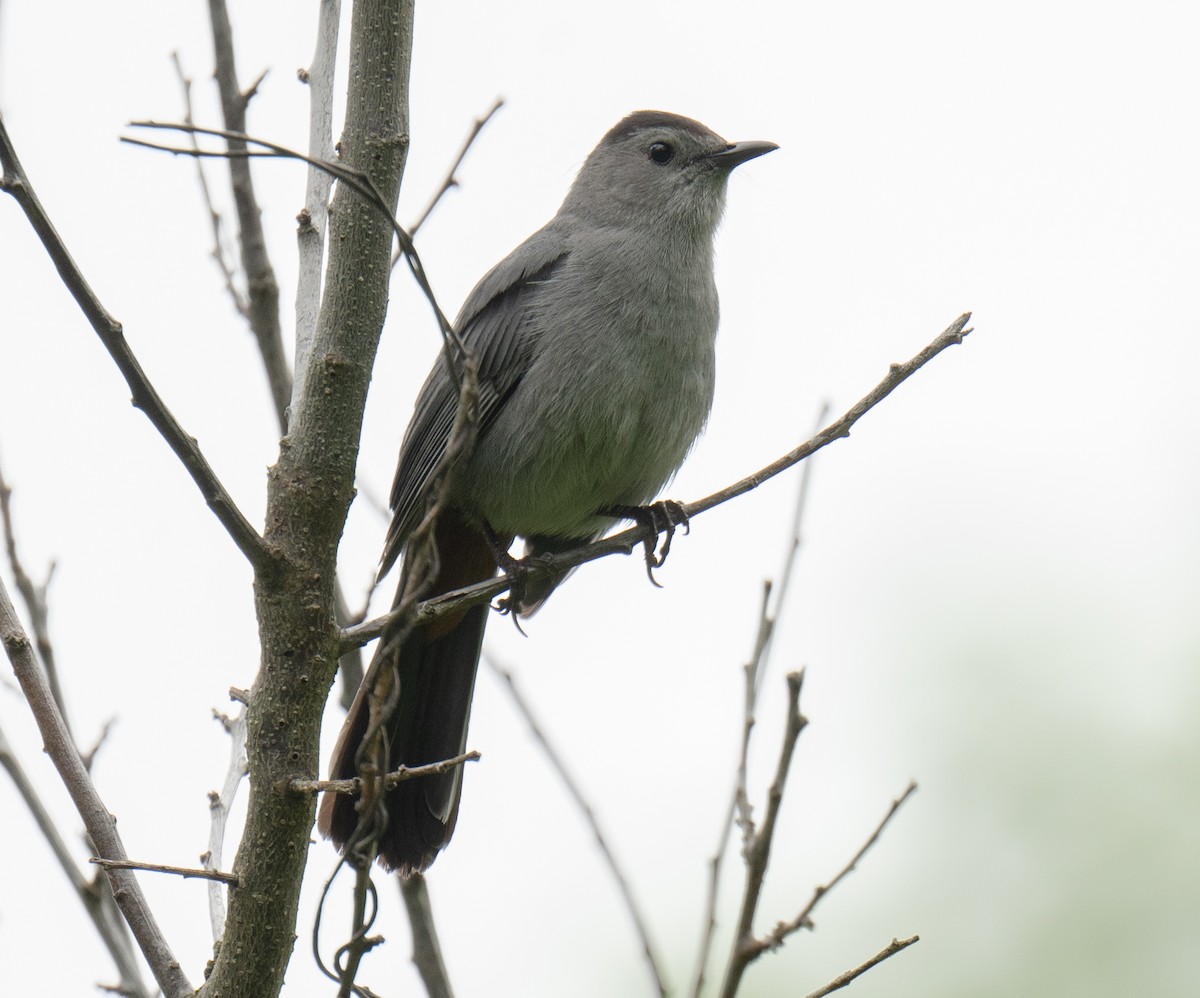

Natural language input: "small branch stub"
[290,750,480,796]
[90,857,240,887]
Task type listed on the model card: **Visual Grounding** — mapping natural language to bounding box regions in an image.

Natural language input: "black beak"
[706,140,779,170]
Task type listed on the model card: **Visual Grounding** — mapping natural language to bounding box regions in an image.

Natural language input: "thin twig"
[207,0,292,432]
[753,400,831,693]
[292,0,342,429]
[290,750,479,795]
[169,51,249,319]
[0,723,151,997]
[690,403,828,998]
[0,114,271,573]
[802,935,920,998]
[0,455,150,997]
[0,456,67,730]
[405,97,504,239]
[90,857,240,887]
[732,585,767,854]
[205,703,248,940]
[342,314,974,652]
[398,873,455,998]
[81,717,116,773]
[486,654,669,998]
[717,671,808,998]
[0,722,87,891]
[757,781,919,954]
[334,586,367,711]
[0,577,192,997]
[122,122,462,339]
[688,316,971,519]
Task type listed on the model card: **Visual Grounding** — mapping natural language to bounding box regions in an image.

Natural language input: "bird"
[318,110,777,873]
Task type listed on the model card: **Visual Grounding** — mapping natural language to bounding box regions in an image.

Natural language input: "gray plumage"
[321,110,776,872]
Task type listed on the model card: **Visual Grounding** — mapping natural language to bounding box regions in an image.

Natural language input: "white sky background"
[1,2,1198,996]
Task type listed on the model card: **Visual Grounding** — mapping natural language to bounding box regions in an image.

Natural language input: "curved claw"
[603,500,691,585]
[644,556,665,589]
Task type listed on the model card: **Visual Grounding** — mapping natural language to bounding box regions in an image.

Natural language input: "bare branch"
[802,935,920,998]
[170,51,250,319]
[207,0,292,432]
[690,403,828,998]
[343,314,974,652]
[334,587,367,712]
[290,750,479,795]
[689,314,972,518]
[398,873,455,998]
[80,716,116,773]
[0,114,271,574]
[123,121,472,368]
[0,722,86,892]
[1,454,153,997]
[752,401,831,692]
[757,781,919,954]
[0,455,68,732]
[0,577,192,997]
[406,96,504,238]
[90,857,240,887]
[206,703,248,940]
[486,654,669,998]
[733,583,774,855]
[293,0,342,424]
[0,722,151,998]
[718,671,808,998]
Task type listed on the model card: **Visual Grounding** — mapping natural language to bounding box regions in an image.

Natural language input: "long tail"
[318,511,498,873]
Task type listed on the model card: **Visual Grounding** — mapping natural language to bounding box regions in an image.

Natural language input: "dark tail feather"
[318,513,498,873]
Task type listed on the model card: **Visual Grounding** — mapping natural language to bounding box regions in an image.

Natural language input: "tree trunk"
[200,2,414,994]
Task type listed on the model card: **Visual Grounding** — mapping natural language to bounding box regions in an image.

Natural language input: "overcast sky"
[2,3,1198,996]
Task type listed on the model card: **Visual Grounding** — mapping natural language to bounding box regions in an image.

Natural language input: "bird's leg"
[601,501,691,587]
[481,522,519,574]
[480,523,533,624]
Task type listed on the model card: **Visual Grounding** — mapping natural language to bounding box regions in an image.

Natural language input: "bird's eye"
[648,141,674,165]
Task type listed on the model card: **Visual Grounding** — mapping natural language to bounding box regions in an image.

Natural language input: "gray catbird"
[319,110,776,873]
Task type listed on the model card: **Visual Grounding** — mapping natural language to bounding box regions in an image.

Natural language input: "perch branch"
[343,313,974,652]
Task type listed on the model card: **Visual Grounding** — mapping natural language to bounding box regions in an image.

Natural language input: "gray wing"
[379,225,569,577]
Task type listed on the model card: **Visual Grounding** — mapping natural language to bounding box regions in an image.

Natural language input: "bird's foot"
[602,500,691,587]
[482,524,535,628]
